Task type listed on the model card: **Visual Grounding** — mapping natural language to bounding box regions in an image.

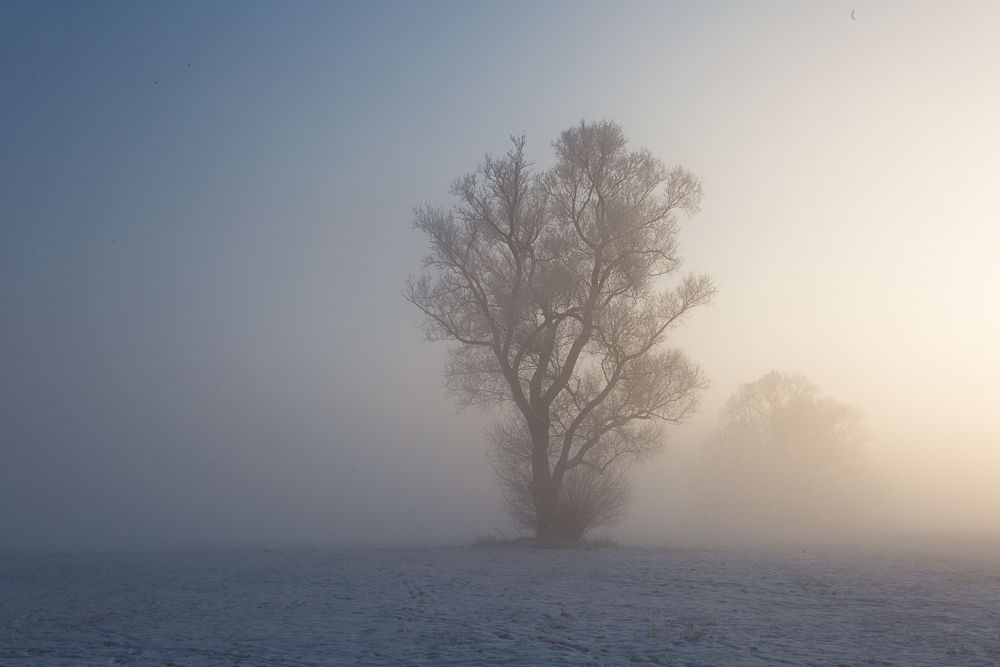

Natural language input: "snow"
[2,539,1000,665]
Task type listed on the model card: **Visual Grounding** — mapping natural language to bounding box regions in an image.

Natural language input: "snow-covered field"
[2,538,1000,666]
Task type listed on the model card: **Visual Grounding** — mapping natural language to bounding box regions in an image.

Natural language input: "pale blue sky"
[3,1,999,551]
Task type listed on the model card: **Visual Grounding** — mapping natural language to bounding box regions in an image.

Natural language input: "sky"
[2,1,999,552]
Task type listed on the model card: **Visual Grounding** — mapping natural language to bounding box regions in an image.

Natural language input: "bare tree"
[696,372,879,529]
[406,120,715,539]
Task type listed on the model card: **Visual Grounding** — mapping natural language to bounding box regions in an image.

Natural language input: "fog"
[2,2,998,553]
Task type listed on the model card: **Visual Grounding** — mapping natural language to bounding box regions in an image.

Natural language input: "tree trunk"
[529,422,563,539]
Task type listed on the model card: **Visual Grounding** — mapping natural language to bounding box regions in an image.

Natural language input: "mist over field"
[2,2,999,554]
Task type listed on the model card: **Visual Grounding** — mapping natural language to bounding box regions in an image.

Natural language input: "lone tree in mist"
[697,372,878,528]
[406,120,715,540]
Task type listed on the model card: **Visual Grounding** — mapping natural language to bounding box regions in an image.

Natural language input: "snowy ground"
[2,538,1000,666]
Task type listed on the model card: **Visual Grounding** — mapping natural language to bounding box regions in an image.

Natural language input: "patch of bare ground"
[472,531,617,549]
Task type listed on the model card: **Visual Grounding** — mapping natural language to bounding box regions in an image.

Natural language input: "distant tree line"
[695,372,879,529]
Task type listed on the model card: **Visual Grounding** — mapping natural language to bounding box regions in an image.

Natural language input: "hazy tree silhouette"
[696,372,879,529]
[406,120,714,540]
